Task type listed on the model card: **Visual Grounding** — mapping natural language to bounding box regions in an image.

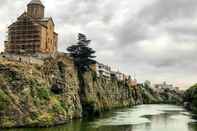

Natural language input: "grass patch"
[37,87,50,100]
[0,90,10,111]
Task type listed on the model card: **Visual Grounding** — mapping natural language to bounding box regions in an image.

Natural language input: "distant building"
[111,71,130,81]
[114,71,124,81]
[96,62,111,78]
[129,78,138,87]
[93,62,137,83]
[5,0,58,55]
[154,81,173,89]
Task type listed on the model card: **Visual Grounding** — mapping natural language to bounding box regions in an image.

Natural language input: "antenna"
[134,72,136,79]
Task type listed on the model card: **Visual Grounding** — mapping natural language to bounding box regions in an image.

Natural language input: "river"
[5,104,197,131]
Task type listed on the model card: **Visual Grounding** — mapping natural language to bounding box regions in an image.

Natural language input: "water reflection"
[5,104,197,131]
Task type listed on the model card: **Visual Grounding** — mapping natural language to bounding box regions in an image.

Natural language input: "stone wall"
[1,54,44,65]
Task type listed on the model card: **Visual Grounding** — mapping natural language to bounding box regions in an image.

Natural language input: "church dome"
[27,0,45,18]
[28,0,44,6]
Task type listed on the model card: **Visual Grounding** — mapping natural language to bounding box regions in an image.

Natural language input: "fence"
[0,53,44,65]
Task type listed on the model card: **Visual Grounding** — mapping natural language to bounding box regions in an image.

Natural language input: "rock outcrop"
[0,54,183,128]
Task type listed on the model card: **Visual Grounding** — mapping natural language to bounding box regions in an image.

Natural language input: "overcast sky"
[0,0,197,88]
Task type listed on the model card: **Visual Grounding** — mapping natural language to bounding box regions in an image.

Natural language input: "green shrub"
[37,88,50,100]
[57,61,66,79]
[52,103,65,114]
[0,90,10,111]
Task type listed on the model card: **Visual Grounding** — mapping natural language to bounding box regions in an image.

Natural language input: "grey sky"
[0,0,197,88]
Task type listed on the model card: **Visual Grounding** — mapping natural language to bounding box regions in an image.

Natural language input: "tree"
[67,33,96,72]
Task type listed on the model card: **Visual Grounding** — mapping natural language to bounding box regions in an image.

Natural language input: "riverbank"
[0,55,183,128]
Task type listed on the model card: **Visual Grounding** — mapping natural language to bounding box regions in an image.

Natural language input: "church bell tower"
[27,0,45,19]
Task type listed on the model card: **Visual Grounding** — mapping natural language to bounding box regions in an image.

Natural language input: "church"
[4,0,58,55]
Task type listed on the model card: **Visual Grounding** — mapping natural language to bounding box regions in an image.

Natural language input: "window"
[46,42,48,49]
[22,45,25,49]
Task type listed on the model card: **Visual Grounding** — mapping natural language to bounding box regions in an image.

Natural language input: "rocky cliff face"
[0,55,82,128]
[0,55,183,128]
[79,72,183,117]
[79,71,142,117]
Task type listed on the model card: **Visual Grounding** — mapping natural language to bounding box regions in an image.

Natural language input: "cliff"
[79,71,142,117]
[0,55,82,128]
[79,71,183,117]
[0,54,183,128]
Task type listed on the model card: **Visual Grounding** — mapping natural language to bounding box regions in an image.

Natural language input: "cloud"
[0,0,197,88]
[138,0,197,25]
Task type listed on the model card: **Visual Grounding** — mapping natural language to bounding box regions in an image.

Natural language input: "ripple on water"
[92,104,195,129]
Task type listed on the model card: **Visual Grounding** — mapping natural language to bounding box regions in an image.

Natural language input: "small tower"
[27,0,45,19]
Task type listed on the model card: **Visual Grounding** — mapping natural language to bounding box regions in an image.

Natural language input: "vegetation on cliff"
[140,84,183,105]
[184,84,197,113]
[0,57,82,128]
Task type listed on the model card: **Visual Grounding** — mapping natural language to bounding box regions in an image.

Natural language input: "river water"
[5,104,197,131]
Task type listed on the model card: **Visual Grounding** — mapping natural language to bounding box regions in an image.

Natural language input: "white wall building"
[130,79,138,86]
[96,62,111,78]
[115,71,124,81]
[154,81,174,90]
[112,71,129,81]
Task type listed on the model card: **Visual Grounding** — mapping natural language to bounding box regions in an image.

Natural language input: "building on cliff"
[96,62,111,78]
[4,0,58,55]
[111,71,129,81]
[153,81,181,92]
[129,78,138,87]
[92,62,136,83]
[94,63,130,82]
[154,81,173,89]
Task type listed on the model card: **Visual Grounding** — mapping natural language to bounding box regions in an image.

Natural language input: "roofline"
[8,12,48,29]
[27,0,45,7]
[48,17,55,26]
[27,3,45,7]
